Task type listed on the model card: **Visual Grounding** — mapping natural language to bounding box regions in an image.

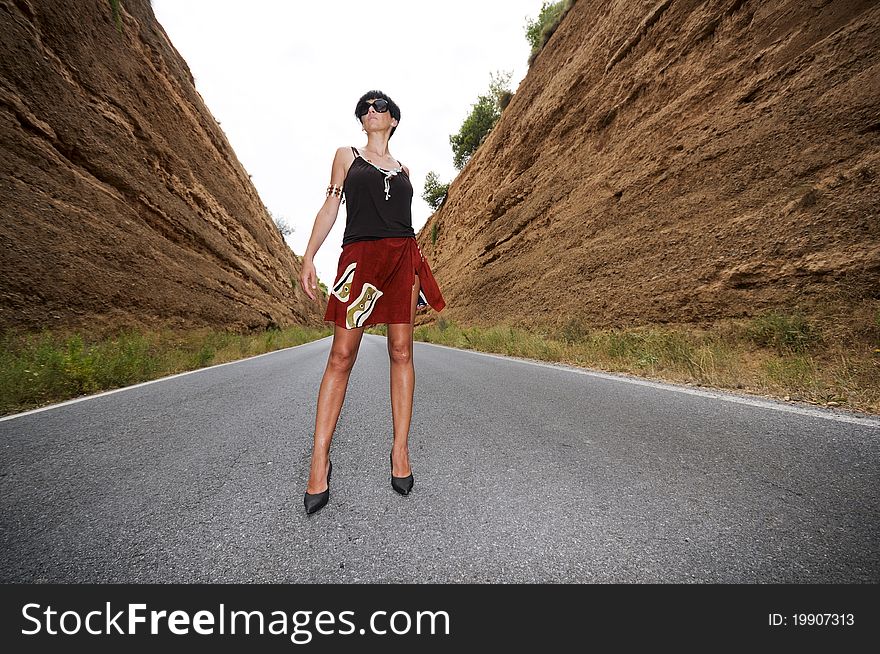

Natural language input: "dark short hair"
[355,90,400,138]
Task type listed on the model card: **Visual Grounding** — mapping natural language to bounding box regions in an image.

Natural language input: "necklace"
[355,148,401,200]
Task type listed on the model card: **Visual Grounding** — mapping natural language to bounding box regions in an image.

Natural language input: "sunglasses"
[357,98,390,117]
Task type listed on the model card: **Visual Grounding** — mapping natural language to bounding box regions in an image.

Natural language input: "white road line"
[0,336,331,422]
[415,340,880,428]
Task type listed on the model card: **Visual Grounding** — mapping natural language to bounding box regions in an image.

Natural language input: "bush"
[108,0,123,34]
[449,71,512,170]
[450,94,499,170]
[525,0,575,65]
[422,171,449,210]
[268,209,294,237]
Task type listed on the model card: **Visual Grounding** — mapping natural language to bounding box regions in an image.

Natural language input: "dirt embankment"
[420,0,880,332]
[0,0,324,338]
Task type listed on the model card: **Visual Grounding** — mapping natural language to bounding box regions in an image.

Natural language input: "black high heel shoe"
[304,460,332,514]
[390,452,414,496]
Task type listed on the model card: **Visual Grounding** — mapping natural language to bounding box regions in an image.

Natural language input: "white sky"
[151,0,542,287]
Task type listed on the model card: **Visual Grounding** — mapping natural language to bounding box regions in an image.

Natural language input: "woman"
[299,90,446,515]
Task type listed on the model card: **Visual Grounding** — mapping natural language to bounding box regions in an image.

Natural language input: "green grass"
[0,324,332,416]
[4,308,877,417]
[414,313,880,414]
[745,310,819,353]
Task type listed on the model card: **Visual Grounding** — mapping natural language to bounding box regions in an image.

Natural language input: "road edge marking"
[414,339,880,428]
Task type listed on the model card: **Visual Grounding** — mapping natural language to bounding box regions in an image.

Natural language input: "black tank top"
[341,146,416,246]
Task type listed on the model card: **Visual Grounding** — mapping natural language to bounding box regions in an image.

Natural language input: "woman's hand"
[301,259,319,301]
[298,148,350,302]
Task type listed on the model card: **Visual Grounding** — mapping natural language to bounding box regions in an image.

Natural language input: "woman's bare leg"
[386,273,421,477]
[306,324,365,493]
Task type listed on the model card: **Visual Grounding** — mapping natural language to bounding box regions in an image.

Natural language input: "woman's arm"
[300,147,350,301]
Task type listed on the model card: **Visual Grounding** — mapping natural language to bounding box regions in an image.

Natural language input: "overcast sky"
[151,0,543,287]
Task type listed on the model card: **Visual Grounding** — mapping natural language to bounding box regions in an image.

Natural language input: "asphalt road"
[1,334,878,583]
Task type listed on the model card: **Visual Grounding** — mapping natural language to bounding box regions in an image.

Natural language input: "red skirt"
[323,236,446,329]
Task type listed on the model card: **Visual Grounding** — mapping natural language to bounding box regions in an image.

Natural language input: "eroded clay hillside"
[420,0,880,331]
[1,0,324,337]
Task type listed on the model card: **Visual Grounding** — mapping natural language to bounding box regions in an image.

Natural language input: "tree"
[487,70,513,106]
[422,171,450,210]
[268,210,294,237]
[449,71,513,170]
